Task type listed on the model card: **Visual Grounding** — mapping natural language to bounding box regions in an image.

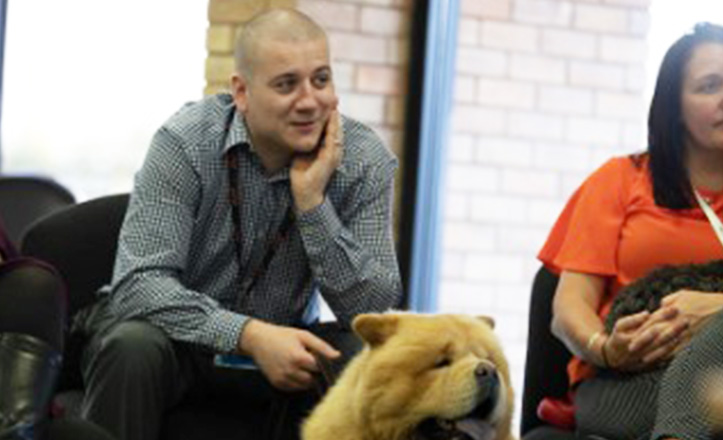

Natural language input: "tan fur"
[302,313,516,440]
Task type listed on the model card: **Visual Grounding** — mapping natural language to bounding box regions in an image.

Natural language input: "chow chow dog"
[604,259,723,333]
[302,313,515,440]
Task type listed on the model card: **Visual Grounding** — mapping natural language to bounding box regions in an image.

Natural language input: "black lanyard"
[225,146,295,309]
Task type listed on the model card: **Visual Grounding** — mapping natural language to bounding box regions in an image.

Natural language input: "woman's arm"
[551,270,679,371]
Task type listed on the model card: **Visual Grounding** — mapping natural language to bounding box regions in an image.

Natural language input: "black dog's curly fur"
[604,259,723,333]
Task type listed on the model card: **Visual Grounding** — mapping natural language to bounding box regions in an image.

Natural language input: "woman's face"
[681,42,723,153]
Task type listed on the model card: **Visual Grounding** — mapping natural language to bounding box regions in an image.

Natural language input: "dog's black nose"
[475,363,494,378]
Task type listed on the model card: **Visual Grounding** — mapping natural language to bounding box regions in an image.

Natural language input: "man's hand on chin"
[291,109,343,213]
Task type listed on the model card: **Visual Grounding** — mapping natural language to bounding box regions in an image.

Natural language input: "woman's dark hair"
[648,22,723,209]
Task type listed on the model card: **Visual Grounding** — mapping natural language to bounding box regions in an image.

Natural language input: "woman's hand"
[660,290,723,335]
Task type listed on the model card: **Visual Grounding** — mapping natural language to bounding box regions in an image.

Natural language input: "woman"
[540,23,723,439]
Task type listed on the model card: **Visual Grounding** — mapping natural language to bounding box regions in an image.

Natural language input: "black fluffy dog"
[604,259,723,333]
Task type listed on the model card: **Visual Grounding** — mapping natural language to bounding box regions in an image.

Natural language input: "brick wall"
[441,0,652,416]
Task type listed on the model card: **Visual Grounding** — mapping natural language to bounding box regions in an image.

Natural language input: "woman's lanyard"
[694,190,723,248]
[225,146,295,310]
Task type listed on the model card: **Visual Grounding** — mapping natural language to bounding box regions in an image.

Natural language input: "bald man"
[77,9,401,440]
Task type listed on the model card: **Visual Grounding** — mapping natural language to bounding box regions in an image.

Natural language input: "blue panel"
[408,0,460,312]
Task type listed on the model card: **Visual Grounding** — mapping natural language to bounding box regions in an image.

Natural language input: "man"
[78,8,402,440]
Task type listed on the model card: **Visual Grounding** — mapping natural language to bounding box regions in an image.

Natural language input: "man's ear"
[231,73,249,113]
[353,314,398,347]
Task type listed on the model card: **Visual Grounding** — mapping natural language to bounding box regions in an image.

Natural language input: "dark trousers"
[78,305,361,440]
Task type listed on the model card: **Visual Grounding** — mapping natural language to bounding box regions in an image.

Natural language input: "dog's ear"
[477,315,495,329]
[353,314,399,346]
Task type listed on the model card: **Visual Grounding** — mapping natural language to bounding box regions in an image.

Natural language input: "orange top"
[538,155,723,385]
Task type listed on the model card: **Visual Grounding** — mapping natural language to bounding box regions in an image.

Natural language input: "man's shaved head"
[234,9,328,78]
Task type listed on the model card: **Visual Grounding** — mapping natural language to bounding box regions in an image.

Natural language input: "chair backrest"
[20,194,129,318]
[0,176,76,246]
[520,266,572,436]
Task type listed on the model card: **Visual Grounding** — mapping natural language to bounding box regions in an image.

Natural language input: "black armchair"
[0,175,75,247]
[520,266,575,440]
[20,194,271,440]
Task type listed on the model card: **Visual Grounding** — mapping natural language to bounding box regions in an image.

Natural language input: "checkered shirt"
[105,94,401,353]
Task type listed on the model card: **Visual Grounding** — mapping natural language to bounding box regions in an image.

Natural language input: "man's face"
[233,38,337,158]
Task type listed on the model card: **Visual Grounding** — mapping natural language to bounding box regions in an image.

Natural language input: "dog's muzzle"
[414,363,501,440]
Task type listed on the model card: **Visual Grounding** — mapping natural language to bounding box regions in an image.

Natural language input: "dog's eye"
[433,357,451,369]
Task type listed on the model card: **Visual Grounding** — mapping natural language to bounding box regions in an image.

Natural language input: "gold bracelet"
[586,331,603,352]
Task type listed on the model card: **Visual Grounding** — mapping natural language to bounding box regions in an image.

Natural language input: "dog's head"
[350,313,513,440]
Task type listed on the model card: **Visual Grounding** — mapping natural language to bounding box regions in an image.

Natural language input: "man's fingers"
[301,332,341,360]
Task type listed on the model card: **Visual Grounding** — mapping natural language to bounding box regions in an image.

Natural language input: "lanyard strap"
[694,190,723,249]
[225,146,295,309]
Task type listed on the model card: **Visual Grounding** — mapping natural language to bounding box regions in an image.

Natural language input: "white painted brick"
[596,91,646,120]
[449,134,475,163]
[477,78,535,110]
[570,61,626,90]
[567,116,622,145]
[442,222,496,251]
[622,121,646,149]
[590,145,631,166]
[456,47,508,77]
[458,18,479,46]
[561,172,593,197]
[510,54,566,84]
[539,85,594,115]
[498,225,550,254]
[297,0,358,31]
[443,193,470,221]
[481,21,538,52]
[452,105,507,135]
[329,32,386,64]
[454,75,476,104]
[529,198,567,225]
[495,284,532,315]
[441,252,466,278]
[574,4,628,33]
[534,142,592,171]
[625,65,647,92]
[474,137,534,167]
[464,254,526,282]
[445,164,500,192]
[339,93,385,124]
[332,62,355,91]
[361,6,406,36]
[603,0,651,7]
[629,9,651,36]
[461,0,511,20]
[470,195,527,224]
[541,28,597,60]
[507,112,565,141]
[513,0,573,26]
[438,281,495,311]
[502,169,560,197]
[601,35,647,64]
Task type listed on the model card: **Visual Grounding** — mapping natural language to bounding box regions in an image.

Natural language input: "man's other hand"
[239,319,341,391]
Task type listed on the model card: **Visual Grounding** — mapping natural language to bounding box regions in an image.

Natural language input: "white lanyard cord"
[694,190,723,248]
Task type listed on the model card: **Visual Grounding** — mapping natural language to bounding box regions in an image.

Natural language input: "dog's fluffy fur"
[604,259,723,333]
[302,313,515,440]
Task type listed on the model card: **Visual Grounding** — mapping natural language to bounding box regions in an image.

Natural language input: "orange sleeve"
[538,157,634,276]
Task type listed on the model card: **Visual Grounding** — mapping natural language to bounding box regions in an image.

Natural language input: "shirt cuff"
[205,308,249,353]
[296,196,342,255]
